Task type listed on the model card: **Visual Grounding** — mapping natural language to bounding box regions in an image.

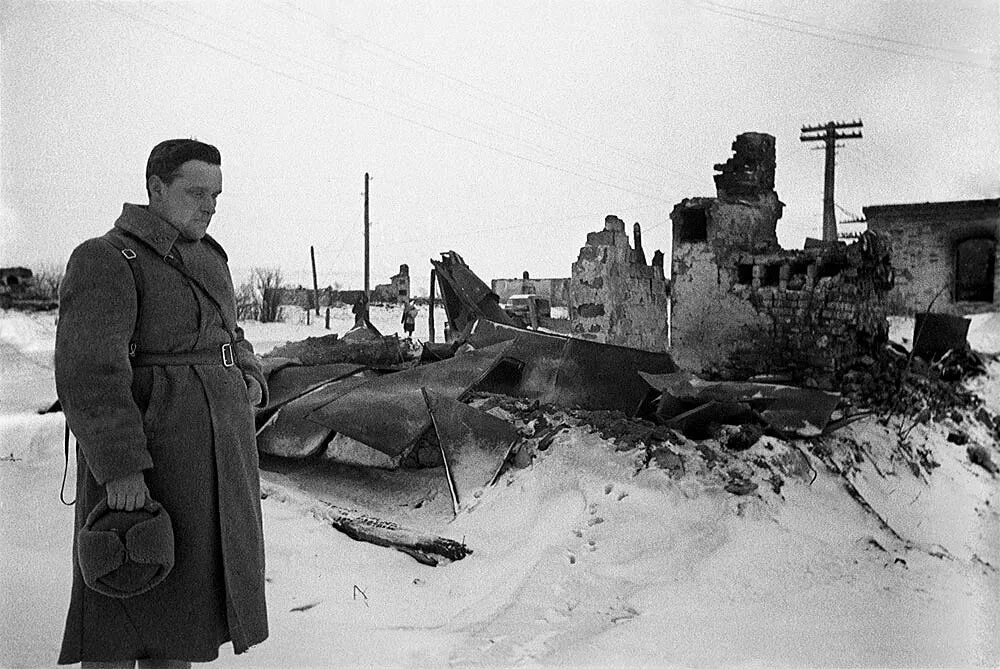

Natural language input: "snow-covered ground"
[2,306,998,668]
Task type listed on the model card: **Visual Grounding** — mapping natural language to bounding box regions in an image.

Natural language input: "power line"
[271,0,704,186]
[151,2,672,197]
[378,202,669,248]
[700,0,989,58]
[93,1,673,205]
[695,0,998,72]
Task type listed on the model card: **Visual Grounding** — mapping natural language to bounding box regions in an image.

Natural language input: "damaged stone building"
[372,264,411,303]
[864,199,998,315]
[568,215,670,351]
[670,133,893,383]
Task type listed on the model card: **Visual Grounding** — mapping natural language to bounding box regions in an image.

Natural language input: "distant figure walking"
[351,292,370,328]
[401,300,417,338]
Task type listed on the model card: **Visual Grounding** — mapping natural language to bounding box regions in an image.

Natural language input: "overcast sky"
[2,0,997,293]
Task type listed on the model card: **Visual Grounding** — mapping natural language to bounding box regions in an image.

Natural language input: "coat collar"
[114,204,228,261]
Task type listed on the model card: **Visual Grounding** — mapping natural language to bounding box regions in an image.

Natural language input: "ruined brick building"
[670,133,893,383]
[568,215,670,351]
[372,264,411,303]
[864,199,998,315]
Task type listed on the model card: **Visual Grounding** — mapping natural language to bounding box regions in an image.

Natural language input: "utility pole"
[800,119,862,242]
[310,245,319,316]
[364,173,370,297]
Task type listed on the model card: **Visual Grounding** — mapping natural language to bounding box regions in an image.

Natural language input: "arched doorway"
[954,237,996,302]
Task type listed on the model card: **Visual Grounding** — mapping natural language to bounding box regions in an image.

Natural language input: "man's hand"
[106,472,149,511]
[245,376,263,406]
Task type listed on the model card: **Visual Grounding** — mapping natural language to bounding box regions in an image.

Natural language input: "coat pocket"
[142,367,168,439]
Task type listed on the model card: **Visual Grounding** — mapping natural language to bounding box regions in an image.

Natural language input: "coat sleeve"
[55,238,153,485]
[235,325,269,408]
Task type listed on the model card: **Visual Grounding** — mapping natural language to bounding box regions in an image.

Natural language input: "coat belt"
[131,343,236,367]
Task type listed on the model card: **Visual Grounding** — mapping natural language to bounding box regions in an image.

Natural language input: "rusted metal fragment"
[423,388,519,515]
[259,363,366,420]
[431,251,517,334]
[662,400,759,440]
[307,341,514,457]
[640,371,840,438]
[257,374,371,458]
[468,319,676,414]
[913,313,971,361]
[323,432,403,469]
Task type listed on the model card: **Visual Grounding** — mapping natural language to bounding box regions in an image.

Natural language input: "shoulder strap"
[115,229,242,360]
[101,234,144,357]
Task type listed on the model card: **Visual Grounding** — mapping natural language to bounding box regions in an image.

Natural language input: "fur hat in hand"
[77,499,174,598]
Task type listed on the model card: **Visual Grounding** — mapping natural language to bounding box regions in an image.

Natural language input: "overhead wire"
[378,201,670,249]
[700,0,990,58]
[94,1,676,208]
[271,0,705,186]
[152,2,673,197]
[694,0,999,72]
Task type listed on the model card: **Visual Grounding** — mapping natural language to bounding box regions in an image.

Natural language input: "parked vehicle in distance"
[504,294,551,319]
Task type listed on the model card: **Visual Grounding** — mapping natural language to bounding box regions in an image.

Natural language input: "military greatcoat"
[56,204,269,663]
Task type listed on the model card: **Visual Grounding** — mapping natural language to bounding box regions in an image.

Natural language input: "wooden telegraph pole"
[364,173,370,298]
[800,119,862,242]
[310,245,319,316]
[428,269,437,343]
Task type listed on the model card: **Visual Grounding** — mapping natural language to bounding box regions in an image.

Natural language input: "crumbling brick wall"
[569,216,669,351]
[671,133,891,385]
[864,199,998,315]
[723,237,892,382]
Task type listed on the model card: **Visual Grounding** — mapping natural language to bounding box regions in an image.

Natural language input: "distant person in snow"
[351,291,369,328]
[55,139,269,667]
[401,299,417,338]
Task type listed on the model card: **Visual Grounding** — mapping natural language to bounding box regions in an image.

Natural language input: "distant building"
[276,264,410,308]
[372,264,410,303]
[864,199,999,314]
[1,267,34,308]
[1,267,33,289]
[492,271,570,307]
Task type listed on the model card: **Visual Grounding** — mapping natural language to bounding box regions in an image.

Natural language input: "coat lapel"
[114,204,237,331]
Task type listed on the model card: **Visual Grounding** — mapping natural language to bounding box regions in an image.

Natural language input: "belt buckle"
[221,343,235,367]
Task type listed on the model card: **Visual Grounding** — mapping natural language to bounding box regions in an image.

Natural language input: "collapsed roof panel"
[639,371,841,438]
[423,388,519,515]
[469,319,676,413]
[306,341,515,457]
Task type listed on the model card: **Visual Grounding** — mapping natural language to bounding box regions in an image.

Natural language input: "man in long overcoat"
[55,139,269,666]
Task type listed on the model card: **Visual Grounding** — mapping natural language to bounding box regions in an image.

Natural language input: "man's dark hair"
[145,139,221,191]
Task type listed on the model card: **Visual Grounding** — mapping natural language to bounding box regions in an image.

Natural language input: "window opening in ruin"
[954,237,996,302]
[736,264,754,285]
[761,264,780,287]
[677,208,708,242]
[5,276,20,287]
[816,262,845,280]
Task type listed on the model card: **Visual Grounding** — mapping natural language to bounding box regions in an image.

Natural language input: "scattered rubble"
[967,445,998,474]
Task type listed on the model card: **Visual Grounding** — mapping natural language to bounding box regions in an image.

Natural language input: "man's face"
[148,160,222,241]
